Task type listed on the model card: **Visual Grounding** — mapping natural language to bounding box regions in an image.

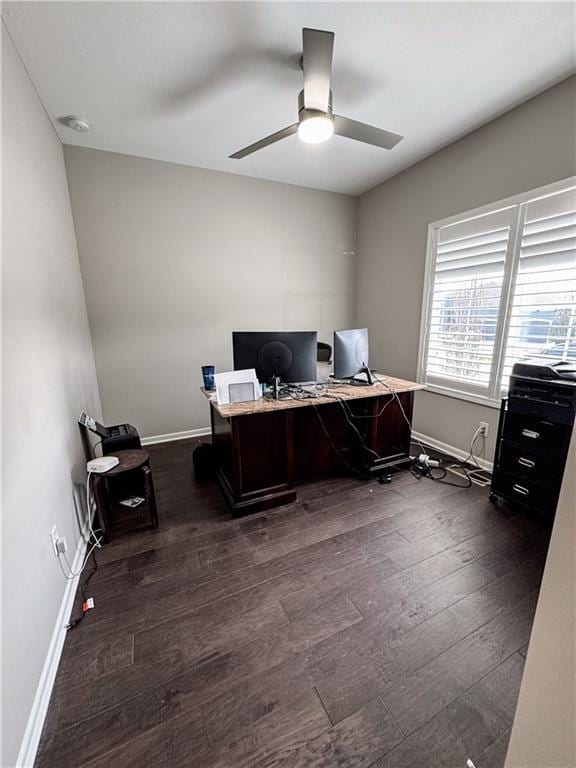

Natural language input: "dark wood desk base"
[210,390,415,515]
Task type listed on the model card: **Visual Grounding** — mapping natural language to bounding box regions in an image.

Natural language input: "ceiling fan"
[229,27,404,159]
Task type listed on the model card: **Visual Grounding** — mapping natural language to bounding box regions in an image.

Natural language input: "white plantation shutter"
[421,208,513,396]
[500,188,576,388]
[419,179,576,404]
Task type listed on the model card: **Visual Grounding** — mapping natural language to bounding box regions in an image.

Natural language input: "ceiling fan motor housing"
[298,89,333,123]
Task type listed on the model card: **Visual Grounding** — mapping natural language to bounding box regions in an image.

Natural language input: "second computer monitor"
[232,331,318,383]
[333,328,373,383]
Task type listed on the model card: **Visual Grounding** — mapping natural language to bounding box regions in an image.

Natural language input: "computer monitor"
[333,328,374,385]
[232,331,318,384]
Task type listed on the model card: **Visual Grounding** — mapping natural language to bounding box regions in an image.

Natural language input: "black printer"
[79,411,142,455]
[490,359,576,518]
[510,358,576,381]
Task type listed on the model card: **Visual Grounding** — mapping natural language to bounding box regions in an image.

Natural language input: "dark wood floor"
[35,439,550,768]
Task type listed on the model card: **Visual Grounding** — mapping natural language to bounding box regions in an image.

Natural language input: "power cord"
[309,402,373,479]
[281,387,372,477]
[375,378,490,488]
[410,455,472,488]
[444,427,492,487]
[284,385,382,463]
[57,535,102,581]
[66,547,99,630]
[279,377,491,490]
[58,468,104,626]
[322,393,382,460]
[57,470,103,582]
[85,470,103,548]
[376,377,428,456]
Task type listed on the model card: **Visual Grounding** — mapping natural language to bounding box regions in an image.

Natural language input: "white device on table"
[87,456,119,473]
[215,368,261,405]
[83,457,119,552]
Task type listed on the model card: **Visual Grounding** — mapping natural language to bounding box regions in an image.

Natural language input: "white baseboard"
[141,427,211,446]
[16,536,87,768]
[412,430,493,472]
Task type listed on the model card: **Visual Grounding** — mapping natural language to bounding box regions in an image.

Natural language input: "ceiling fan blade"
[229,124,298,159]
[333,115,404,150]
[302,28,334,112]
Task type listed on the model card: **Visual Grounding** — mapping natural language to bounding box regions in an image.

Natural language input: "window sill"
[418,383,503,410]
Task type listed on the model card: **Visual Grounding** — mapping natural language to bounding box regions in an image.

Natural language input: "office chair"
[317,342,332,362]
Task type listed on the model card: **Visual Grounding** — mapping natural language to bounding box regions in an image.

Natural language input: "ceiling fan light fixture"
[298,114,334,144]
[228,29,404,159]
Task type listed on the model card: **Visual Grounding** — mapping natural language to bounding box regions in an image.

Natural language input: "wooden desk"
[203,375,423,515]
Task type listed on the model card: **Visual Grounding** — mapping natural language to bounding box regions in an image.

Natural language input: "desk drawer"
[492,471,559,516]
[501,411,571,456]
[498,441,564,484]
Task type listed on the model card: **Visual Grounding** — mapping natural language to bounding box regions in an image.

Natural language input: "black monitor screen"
[333,328,370,379]
[232,331,318,383]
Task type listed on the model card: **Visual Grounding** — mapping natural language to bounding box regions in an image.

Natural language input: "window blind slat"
[523,211,576,236]
[500,196,576,385]
[520,240,576,268]
[422,209,510,390]
[521,224,576,248]
[437,239,508,260]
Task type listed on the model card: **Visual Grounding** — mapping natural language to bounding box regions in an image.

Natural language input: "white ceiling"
[3,2,575,195]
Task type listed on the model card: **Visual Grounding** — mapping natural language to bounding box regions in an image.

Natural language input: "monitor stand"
[347,365,374,386]
[271,375,282,400]
[267,375,291,400]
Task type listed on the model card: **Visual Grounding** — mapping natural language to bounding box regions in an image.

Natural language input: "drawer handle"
[517,457,535,469]
[521,429,540,439]
[512,484,530,496]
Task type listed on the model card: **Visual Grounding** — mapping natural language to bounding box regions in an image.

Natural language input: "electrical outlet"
[479,422,490,438]
[50,526,59,557]
[55,537,67,555]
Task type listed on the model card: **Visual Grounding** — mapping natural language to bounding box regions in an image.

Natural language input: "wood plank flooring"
[34,439,551,768]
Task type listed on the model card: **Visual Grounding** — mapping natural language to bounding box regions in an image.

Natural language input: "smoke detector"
[63,115,91,132]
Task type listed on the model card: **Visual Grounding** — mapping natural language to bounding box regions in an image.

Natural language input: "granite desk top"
[202,374,423,418]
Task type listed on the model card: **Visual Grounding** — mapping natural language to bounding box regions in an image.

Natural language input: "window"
[418,178,576,407]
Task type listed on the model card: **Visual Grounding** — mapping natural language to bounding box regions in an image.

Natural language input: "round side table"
[90,449,158,542]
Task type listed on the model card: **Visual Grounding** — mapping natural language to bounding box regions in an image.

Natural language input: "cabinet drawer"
[492,471,559,516]
[498,441,564,484]
[501,411,571,456]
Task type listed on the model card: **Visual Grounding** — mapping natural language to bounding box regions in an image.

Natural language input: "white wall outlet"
[49,525,59,557]
[55,537,67,555]
[479,422,489,438]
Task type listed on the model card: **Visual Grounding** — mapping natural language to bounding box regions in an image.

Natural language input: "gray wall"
[356,75,576,459]
[64,147,356,438]
[1,25,102,767]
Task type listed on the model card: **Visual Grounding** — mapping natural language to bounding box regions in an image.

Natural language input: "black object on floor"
[193,442,217,479]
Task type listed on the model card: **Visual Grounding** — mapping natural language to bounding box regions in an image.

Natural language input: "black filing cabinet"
[490,371,576,518]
